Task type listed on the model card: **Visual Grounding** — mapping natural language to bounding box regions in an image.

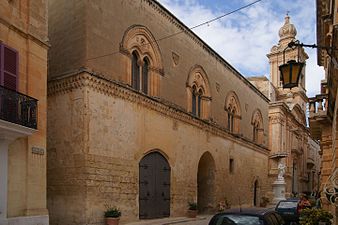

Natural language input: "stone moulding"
[48,69,269,155]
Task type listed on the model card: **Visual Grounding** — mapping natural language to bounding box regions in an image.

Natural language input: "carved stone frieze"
[269,115,285,124]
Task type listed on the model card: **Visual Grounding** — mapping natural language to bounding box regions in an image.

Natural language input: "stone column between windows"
[0,139,10,222]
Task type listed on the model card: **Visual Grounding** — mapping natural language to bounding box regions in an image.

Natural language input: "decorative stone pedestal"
[272,179,286,204]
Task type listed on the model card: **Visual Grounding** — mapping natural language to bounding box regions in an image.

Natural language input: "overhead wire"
[86,0,264,61]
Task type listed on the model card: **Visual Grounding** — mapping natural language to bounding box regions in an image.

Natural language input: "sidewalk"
[124,215,212,225]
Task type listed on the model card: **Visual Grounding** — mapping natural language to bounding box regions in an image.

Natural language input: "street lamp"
[279,60,304,89]
[279,40,337,89]
[279,40,304,89]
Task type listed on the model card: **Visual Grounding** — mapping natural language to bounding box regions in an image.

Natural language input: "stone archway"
[139,152,170,219]
[197,152,215,213]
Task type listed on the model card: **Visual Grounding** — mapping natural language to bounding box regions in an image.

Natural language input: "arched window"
[186,65,211,119]
[253,122,259,142]
[197,89,203,117]
[142,57,149,94]
[130,52,150,94]
[227,107,234,132]
[225,92,241,133]
[192,86,197,115]
[131,51,140,90]
[191,87,203,117]
[251,109,264,144]
[121,25,164,97]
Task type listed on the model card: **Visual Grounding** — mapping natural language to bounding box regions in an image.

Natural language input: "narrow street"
[125,215,212,225]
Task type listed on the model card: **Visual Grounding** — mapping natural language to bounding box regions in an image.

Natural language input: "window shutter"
[3,45,18,91]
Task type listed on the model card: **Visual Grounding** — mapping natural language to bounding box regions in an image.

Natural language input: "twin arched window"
[227,107,236,132]
[225,92,241,133]
[131,51,149,94]
[186,66,211,119]
[252,109,264,144]
[191,85,203,117]
[121,25,164,97]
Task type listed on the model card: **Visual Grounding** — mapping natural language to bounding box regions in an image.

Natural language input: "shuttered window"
[0,44,18,91]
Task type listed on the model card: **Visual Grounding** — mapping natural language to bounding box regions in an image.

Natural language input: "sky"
[157,0,324,97]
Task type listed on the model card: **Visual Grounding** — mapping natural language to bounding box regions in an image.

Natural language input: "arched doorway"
[139,152,170,219]
[197,152,215,213]
[253,180,259,206]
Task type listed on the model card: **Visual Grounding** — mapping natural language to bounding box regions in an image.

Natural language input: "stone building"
[0,0,49,225]
[310,0,338,222]
[249,15,321,197]
[47,0,272,224]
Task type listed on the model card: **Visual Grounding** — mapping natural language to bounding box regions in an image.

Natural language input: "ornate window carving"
[251,109,264,144]
[120,25,163,96]
[186,65,211,119]
[225,91,241,133]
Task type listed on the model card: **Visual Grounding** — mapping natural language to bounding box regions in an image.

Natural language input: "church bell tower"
[267,14,309,112]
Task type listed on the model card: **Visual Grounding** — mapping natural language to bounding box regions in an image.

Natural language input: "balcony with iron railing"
[0,85,38,133]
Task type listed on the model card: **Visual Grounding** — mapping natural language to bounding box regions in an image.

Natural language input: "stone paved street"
[124,215,212,225]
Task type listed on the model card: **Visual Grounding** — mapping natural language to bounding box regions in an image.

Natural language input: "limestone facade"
[0,0,49,224]
[249,15,321,197]
[310,0,338,222]
[48,0,272,224]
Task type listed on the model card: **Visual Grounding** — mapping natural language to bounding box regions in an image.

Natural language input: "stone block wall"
[47,72,270,224]
[0,0,48,221]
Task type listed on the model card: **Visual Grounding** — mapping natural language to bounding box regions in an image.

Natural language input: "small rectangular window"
[229,158,234,174]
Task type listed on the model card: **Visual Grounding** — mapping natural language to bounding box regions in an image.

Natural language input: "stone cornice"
[48,69,270,155]
[0,17,49,49]
[142,0,269,103]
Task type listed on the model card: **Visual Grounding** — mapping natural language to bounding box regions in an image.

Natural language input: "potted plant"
[187,202,197,218]
[104,207,121,225]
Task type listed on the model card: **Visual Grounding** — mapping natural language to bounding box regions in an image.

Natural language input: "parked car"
[275,199,300,225]
[208,208,285,225]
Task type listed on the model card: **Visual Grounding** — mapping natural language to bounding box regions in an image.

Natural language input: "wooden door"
[139,152,170,219]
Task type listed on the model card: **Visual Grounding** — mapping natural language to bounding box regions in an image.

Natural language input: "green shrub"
[104,207,121,218]
[188,202,197,210]
[299,208,333,225]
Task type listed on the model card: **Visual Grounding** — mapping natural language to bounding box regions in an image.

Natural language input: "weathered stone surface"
[0,0,49,223]
[47,0,278,224]
[47,73,270,224]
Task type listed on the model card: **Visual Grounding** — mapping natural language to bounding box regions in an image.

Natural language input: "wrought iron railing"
[0,85,38,129]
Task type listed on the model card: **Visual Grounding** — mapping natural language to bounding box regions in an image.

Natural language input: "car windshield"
[215,214,264,225]
[277,201,298,208]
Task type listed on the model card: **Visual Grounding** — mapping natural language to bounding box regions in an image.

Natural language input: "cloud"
[157,0,324,97]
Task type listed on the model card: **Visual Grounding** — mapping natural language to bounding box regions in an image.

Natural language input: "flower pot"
[187,209,197,218]
[105,217,120,225]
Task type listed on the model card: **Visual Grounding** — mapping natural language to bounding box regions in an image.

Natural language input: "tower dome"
[278,14,297,40]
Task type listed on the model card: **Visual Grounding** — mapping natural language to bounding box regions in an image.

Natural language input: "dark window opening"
[131,51,140,90]
[142,57,149,94]
[229,158,234,174]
